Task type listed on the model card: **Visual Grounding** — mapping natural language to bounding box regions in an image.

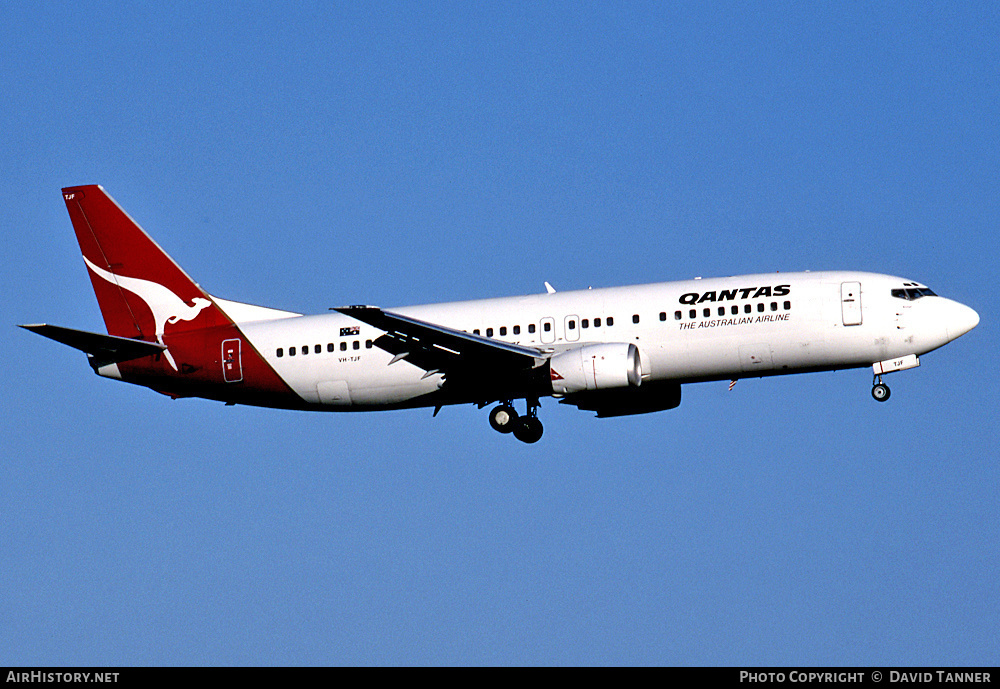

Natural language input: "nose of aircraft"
[945,301,980,341]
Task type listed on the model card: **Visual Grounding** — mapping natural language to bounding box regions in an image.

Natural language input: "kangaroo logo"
[83,256,212,370]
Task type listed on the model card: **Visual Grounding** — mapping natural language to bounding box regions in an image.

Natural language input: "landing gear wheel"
[489,404,519,433]
[872,383,891,402]
[513,416,544,444]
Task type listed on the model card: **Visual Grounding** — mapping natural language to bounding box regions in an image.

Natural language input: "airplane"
[21,185,980,443]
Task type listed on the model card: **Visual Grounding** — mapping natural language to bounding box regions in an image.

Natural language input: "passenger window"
[486,328,494,337]
[718,307,725,316]
[593,318,601,328]
[703,308,710,317]
[315,344,321,354]
[770,302,777,311]
[568,320,576,330]
[543,322,551,332]
[353,341,360,350]
[366,340,373,348]
[513,325,521,335]
[632,314,640,324]
[289,347,296,356]
[473,329,480,335]
[745,304,752,314]
[500,326,507,336]
[674,311,682,320]
[757,303,764,312]
[302,345,308,355]
[731,305,738,315]
[689,309,696,319]
[529,324,536,333]
[607,317,614,326]
[327,343,334,352]
[277,348,283,358]
[340,342,347,351]
[659,312,666,321]
[784,301,791,310]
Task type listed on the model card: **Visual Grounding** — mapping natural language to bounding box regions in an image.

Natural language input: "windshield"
[891,287,938,300]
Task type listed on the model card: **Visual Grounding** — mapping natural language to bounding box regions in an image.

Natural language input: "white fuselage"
[235,271,978,410]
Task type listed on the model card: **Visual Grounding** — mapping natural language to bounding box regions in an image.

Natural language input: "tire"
[871,383,891,402]
[489,404,519,433]
[513,416,544,444]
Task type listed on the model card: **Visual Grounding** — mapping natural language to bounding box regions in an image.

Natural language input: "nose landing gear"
[871,375,891,402]
[488,398,544,443]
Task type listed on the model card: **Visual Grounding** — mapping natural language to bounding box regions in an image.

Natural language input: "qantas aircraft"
[21,185,979,443]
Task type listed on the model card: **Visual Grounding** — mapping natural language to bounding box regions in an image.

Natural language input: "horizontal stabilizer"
[19,324,166,364]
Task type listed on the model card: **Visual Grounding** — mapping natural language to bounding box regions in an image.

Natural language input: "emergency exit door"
[222,338,243,382]
[841,282,862,326]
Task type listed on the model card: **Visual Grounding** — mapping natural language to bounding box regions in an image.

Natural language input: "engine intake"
[549,343,642,396]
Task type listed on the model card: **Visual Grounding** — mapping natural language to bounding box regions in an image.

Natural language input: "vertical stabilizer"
[61,185,232,343]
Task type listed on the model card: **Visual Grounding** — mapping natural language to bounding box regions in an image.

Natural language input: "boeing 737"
[21,185,979,443]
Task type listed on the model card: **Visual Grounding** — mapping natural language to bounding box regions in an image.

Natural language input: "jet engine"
[549,343,642,396]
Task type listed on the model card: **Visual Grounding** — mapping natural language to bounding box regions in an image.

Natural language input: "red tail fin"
[62,185,231,341]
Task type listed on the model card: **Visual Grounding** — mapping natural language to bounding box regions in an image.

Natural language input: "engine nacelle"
[549,343,642,396]
[562,380,682,417]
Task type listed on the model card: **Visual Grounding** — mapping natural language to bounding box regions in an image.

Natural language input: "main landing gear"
[489,399,544,443]
[871,375,891,402]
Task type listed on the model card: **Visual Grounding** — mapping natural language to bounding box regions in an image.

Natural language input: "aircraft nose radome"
[947,302,980,341]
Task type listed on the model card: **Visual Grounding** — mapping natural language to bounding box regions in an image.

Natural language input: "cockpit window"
[891,287,938,300]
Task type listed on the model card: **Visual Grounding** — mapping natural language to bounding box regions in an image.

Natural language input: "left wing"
[333,306,549,400]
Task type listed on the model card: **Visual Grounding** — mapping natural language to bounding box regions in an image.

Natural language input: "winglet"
[544,282,556,294]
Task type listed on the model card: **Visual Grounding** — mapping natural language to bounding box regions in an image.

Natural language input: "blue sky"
[2,2,997,665]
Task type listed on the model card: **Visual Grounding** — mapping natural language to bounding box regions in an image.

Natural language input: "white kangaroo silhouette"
[83,256,212,371]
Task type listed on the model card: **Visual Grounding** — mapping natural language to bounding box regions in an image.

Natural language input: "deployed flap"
[333,306,544,373]
[19,323,166,364]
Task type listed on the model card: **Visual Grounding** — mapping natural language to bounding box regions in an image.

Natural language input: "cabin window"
[513,325,521,334]
[277,348,283,358]
[568,320,576,330]
[543,322,551,332]
[486,327,494,337]
[757,303,765,312]
[703,308,710,318]
[353,341,360,350]
[289,347,296,356]
[784,301,791,310]
[593,318,601,328]
[659,312,666,321]
[473,329,480,335]
[315,344,322,354]
[500,326,507,336]
[674,311,682,320]
[302,345,308,355]
[529,324,536,333]
[771,302,778,311]
[633,314,640,324]
[366,340,373,348]
[689,309,697,319]
[607,317,614,326]
[745,304,752,314]
[327,343,335,352]
[732,305,739,315]
[340,342,347,351]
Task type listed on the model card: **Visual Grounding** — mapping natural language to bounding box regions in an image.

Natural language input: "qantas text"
[679,285,791,305]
